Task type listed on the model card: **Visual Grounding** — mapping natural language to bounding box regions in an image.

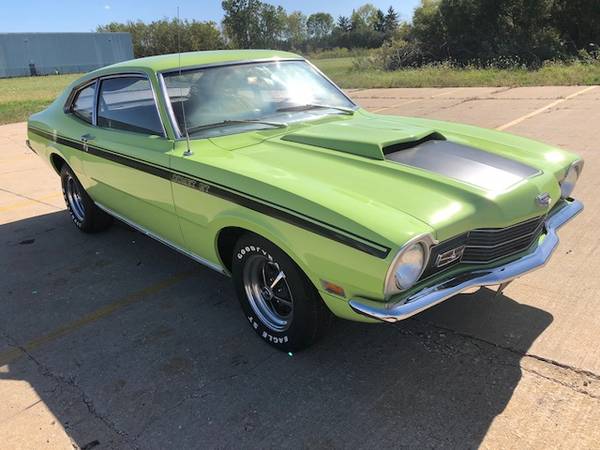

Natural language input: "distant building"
[0,32,133,78]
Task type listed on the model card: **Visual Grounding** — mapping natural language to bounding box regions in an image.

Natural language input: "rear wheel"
[60,164,112,232]
[232,233,332,351]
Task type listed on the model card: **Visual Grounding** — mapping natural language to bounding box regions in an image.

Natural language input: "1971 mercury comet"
[27,50,584,350]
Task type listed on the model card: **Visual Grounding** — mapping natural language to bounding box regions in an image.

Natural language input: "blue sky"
[1,0,421,32]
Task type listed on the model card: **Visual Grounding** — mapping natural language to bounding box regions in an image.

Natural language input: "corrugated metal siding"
[0,32,133,78]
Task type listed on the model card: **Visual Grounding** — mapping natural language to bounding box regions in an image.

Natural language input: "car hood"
[202,110,579,249]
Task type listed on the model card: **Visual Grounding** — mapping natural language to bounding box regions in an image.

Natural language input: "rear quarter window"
[71,83,96,124]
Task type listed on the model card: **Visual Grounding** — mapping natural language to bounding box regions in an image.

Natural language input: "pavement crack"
[520,365,600,400]
[1,330,136,450]
[412,319,600,392]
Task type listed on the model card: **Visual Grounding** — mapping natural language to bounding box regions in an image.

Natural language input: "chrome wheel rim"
[243,255,294,332]
[65,174,85,222]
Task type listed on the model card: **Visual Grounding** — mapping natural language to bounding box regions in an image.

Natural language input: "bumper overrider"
[349,199,583,323]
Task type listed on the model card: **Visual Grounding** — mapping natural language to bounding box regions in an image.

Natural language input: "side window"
[71,83,96,124]
[97,77,163,136]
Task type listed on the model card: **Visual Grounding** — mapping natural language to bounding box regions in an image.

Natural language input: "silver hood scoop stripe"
[385,140,540,192]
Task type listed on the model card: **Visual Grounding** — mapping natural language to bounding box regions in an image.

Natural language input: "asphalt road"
[1,86,599,449]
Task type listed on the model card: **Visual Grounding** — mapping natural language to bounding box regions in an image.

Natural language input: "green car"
[27,50,583,350]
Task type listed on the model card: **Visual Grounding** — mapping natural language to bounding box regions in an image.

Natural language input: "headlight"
[560,160,584,199]
[385,236,432,296]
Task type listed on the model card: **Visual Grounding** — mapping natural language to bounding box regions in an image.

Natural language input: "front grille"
[422,215,546,279]
[462,215,546,263]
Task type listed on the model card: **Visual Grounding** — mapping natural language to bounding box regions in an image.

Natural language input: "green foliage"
[336,16,352,33]
[221,0,286,48]
[404,0,600,69]
[314,57,600,88]
[306,13,334,40]
[285,11,307,49]
[93,0,600,69]
[551,0,600,52]
[96,19,224,57]
[384,7,399,36]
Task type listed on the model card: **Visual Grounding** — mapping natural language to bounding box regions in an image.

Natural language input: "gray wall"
[0,32,133,78]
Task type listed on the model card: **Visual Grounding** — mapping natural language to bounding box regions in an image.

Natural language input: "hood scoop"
[281,121,444,160]
[382,132,446,154]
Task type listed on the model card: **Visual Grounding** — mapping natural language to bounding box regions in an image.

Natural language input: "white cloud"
[104,4,111,10]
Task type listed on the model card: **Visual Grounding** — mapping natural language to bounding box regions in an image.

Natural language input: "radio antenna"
[177,6,193,157]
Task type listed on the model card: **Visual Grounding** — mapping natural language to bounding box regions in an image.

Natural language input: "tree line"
[97,0,600,69]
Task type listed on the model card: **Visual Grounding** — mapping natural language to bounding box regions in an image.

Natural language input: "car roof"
[102,49,303,73]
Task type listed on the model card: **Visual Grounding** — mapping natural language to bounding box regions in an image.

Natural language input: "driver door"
[82,74,183,246]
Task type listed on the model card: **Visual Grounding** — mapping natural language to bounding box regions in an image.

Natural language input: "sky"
[0,0,422,33]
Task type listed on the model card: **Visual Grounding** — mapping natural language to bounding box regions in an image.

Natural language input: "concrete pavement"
[1,86,599,449]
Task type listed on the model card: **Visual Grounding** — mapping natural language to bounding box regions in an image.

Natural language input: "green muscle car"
[27,50,584,350]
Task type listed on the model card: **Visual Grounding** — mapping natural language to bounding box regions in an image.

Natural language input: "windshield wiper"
[276,103,355,115]
[186,119,288,135]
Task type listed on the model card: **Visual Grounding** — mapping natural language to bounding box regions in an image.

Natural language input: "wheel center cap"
[261,286,272,299]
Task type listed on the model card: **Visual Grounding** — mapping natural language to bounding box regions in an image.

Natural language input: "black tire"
[60,164,112,233]
[232,233,333,352]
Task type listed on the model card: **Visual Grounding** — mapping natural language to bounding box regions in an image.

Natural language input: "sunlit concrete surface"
[1,86,599,448]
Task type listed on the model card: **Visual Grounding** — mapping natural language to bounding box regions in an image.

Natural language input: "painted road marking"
[372,88,462,113]
[496,86,598,131]
[0,192,62,212]
[0,271,195,367]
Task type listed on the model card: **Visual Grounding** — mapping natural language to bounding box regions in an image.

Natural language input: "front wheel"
[232,234,332,352]
[60,164,112,233]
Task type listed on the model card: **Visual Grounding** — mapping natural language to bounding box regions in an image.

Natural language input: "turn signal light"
[321,280,346,297]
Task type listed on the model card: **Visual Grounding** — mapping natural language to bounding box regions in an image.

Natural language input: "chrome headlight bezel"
[560,159,584,199]
[384,234,435,298]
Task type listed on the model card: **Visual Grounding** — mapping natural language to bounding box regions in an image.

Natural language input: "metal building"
[0,32,133,78]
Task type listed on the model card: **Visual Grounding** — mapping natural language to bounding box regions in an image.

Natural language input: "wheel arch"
[213,217,314,286]
[49,152,67,175]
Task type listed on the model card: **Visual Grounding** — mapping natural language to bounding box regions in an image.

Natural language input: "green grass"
[0,74,80,125]
[312,58,600,88]
[1,58,599,125]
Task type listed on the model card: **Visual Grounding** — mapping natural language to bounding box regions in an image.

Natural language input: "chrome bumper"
[349,199,583,323]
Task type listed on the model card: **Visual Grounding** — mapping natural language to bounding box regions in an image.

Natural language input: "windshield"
[161,60,355,138]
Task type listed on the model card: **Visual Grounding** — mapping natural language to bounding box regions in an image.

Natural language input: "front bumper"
[349,199,583,323]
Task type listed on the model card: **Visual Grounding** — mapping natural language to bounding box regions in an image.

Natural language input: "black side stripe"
[28,126,391,259]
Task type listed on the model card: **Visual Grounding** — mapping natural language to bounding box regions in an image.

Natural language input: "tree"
[350,4,379,32]
[410,0,563,66]
[373,9,386,33]
[336,15,352,33]
[221,0,263,48]
[306,13,334,39]
[97,19,224,57]
[383,6,399,34]
[258,3,287,48]
[284,11,307,49]
[551,0,600,53]
[221,0,287,49]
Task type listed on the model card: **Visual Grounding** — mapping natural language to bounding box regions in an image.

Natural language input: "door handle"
[80,134,95,152]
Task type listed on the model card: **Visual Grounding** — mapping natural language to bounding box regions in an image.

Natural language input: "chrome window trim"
[95,201,226,275]
[303,58,357,108]
[157,72,184,139]
[157,58,358,140]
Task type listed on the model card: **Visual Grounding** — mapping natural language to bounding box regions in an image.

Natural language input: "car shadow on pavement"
[0,211,553,448]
